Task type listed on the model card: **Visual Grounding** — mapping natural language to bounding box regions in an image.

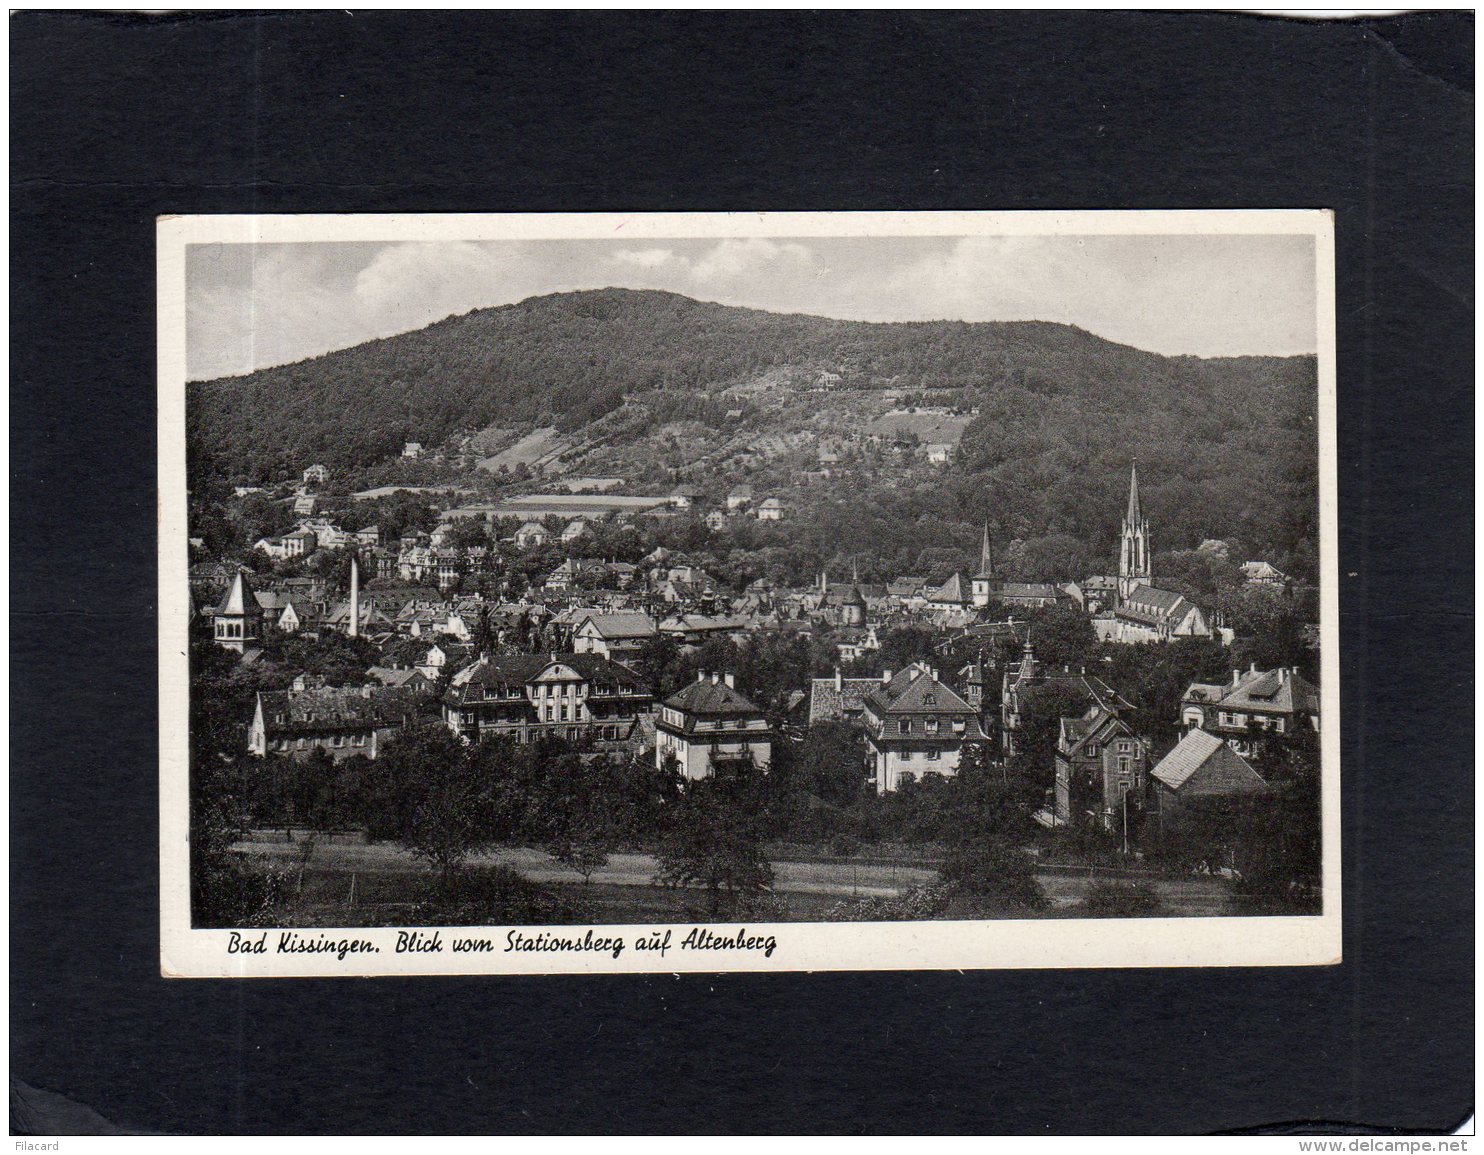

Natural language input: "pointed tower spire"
[979,524,995,577]
[1118,458,1152,602]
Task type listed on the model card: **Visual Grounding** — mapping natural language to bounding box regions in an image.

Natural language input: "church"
[1092,462,1217,644]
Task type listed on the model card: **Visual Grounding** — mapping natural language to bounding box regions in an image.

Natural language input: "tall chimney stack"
[348,556,360,638]
[724,673,735,688]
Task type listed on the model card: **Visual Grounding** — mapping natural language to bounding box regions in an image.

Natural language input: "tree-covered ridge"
[191,288,1314,467]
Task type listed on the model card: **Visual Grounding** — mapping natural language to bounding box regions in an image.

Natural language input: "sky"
[185,233,1317,379]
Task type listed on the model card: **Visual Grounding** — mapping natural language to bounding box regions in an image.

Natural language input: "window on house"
[1086,744,1099,757]
[559,705,569,722]
[925,719,940,735]
[926,749,940,761]
[898,720,910,735]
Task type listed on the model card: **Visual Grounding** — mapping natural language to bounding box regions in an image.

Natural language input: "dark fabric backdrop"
[10,10,1474,1135]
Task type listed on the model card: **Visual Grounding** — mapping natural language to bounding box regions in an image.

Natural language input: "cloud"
[688,238,818,284]
[608,247,679,269]
[187,231,1316,378]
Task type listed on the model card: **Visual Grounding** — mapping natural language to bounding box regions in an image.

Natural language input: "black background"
[11,10,1474,1135]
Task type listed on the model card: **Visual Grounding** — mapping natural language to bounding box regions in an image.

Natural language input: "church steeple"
[1118,460,1151,602]
[971,523,1000,608]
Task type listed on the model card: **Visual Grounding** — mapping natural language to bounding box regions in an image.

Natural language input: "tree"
[794,721,868,806]
[935,839,1048,914]
[538,750,620,884]
[877,626,937,674]
[375,723,506,890]
[655,776,775,917]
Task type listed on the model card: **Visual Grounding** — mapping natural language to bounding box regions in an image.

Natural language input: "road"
[238,835,1233,914]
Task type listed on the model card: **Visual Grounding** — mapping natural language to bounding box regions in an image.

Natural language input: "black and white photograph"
[159,210,1339,976]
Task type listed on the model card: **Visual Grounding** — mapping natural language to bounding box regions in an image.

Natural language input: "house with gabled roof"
[925,572,970,611]
[442,652,652,748]
[656,671,772,779]
[808,668,882,728]
[249,678,429,761]
[862,662,988,793]
[1000,635,1133,758]
[1150,728,1272,826]
[1180,665,1319,756]
[1054,705,1150,831]
[513,521,550,549]
[571,611,658,662]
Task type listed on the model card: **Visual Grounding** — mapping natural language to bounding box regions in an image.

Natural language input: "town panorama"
[186,284,1322,929]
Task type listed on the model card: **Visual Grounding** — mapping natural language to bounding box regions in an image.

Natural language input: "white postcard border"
[158,209,1341,977]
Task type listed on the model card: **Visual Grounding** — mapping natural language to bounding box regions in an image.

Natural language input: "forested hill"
[188,287,1316,479]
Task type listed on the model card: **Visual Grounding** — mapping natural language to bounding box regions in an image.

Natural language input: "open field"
[476,426,568,473]
[232,834,1235,925]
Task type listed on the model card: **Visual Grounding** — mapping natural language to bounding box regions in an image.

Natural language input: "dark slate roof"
[1191,668,1320,715]
[997,582,1062,600]
[808,677,880,722]
[258,686,424,736]
[445,653,649,704]
[662,678,764,717]
[927,573,968,604]
[1116,586,1193,625]
[865,666,977,717]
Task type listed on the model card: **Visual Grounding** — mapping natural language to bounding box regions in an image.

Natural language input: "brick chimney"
[834,667,843,691]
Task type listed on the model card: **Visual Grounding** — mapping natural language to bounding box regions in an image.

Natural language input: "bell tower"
[1117,460,1151,602]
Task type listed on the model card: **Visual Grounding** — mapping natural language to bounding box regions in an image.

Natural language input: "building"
[704,509,728,531]
[1150,728,1272,826]
[1000,636,1133,758]
[302,463,329,485]
[726,485,753,511]
[212,571,264,653]
[571,611,658,662]
[655,671,773,779]
[402,442,423,459]
[561,518,592,543]
[1180,665,1320,756]
[275,598,319,634]
[924,572,970,611]
[862,663,989,793]
[513,522,549,549]
[995,582,1064,609]
[1241,560,1289,588]
[442,653,653,747]
[755,497,785,521]
[807,669,882,727]
[1097,462,1216,643]
[670,485,703,509]
[1117,459,1152,602]
[291,495,318,517]
[1053,705,1150,831]
[1096,585,1213,643]
[355,525,381,548]
[248,677,426,761]
[970,526,999,607]
[924,442,953,465]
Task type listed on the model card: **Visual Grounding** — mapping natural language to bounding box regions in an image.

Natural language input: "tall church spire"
[1118,459,1151,602]
[978,524,995,577]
